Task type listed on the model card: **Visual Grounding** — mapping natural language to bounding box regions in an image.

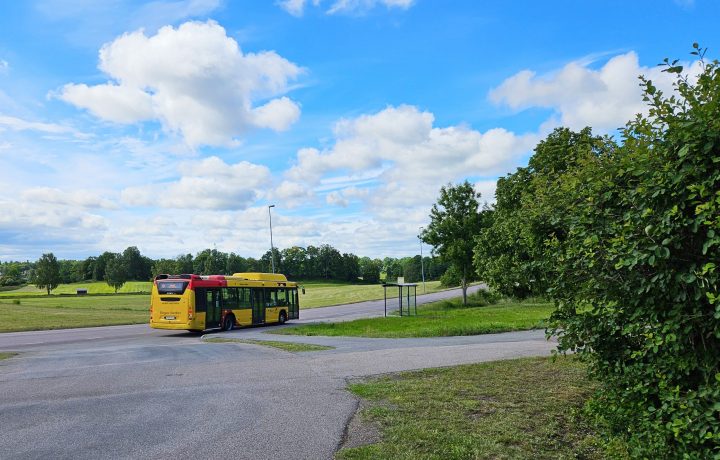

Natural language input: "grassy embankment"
[338,356,615,460]
[274,292,554,338]
[0,280,450,332]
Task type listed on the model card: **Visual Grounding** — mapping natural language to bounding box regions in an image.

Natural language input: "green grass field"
[338,356,614,460]
[273,294,554,338]
[0,295,150,332]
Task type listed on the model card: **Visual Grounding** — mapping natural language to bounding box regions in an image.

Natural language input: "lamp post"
[268,205,276,273]
[419,227,426,294]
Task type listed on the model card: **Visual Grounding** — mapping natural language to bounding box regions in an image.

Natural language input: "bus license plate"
[164,316,176,320]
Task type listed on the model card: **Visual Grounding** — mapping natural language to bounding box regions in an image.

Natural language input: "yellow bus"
[149,272,300,332]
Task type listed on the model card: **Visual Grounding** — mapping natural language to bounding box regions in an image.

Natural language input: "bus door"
[206,289,221,329]
[251,288,265,324]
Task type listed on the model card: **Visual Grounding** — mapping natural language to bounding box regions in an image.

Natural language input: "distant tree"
[58,259,78,284]
[194,249,227,275]
[122,246,151,280]
[226,253,248,275]
[0,262,23,286]
[260,248,282,273]
[175,254,194,274]
[422,181,484,305]
[340,253,360,282]
[281,246,307,278]
[104,255,128,293]
[151,259,178,278]
[93,251,115,281]
[359,257,382,284]
[382,257,402,282]
[402,255,423,283]
[35,253,61,295]
[304,245,321,278]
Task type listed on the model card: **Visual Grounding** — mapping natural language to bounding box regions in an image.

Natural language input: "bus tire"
[279,311,287,324]
[222,315,234,331]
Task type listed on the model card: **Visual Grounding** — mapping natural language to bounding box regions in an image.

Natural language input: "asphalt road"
[0,285,555,460]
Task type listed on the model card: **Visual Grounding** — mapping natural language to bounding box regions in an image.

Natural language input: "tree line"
[2,244,450,293]
[422,45,719,457]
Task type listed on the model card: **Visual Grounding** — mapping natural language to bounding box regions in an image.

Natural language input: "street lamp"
[419,227,426,294]
[268,205,276,273]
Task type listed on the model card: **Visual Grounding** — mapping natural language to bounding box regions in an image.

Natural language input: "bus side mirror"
[302,288,306,295]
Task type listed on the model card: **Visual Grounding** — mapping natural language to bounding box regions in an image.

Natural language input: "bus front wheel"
[279,311,287,324]
[222,316,234,331]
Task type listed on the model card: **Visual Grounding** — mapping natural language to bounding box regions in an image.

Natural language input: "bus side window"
[223,287,238,310]
[195,288,207,312]
[277,289,288,306]
[238,288,251,309]
[264,289,277,307]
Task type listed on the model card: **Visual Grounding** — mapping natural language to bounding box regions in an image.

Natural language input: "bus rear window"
[157,281,189,295]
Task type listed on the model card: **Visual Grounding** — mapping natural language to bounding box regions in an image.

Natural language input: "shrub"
[548,45,720,458]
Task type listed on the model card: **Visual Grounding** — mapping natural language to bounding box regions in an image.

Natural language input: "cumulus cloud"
[279,0,413,16]
[489,51,701,133]
[121,156,271,210]
[286,105,537,215]
[21,187,117,209]
[0,114,88,138]
[0,199,107,232]
[59,21,303,147]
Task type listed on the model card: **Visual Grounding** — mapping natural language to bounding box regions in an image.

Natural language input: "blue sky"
[0,0,717,261]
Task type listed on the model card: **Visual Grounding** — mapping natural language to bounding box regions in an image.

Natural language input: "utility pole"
[419,226,426,293]
[268,205,276,273]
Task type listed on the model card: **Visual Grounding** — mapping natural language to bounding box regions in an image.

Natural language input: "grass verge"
[0,295,149,332]
[204,337,334,352]
[338,356,610,459]
[0,352,18,360]
[273,294,553,338]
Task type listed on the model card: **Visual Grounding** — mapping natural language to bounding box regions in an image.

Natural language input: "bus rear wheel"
[279,311,287,324]
[222,316,234,331]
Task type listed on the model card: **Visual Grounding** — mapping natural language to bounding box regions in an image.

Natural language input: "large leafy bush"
[548,46,720,458]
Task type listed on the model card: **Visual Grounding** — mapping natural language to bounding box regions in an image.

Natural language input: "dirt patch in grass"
[203,337,335,352]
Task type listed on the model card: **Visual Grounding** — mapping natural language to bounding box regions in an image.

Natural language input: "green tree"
[175,253,194,274]
[281,246,307,278]
[226,253,248,275]
[151,258,178,278]
[104,255,128,293]
[194,249,227,275]
[547,46,720,457]
[474,128,615,298]
[359,257,382,284]
[34,253,61,295]
[422,181,484,305]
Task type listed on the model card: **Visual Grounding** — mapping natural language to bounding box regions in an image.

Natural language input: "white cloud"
[0,114,88,138]
[286,104,537,217]
[0,199,108,232]
[489,51,701,133]
[59,20,303,147]
[279,0,413,16]
[21,187,118,209]
[0,59,8,74]
[121,156,271,210]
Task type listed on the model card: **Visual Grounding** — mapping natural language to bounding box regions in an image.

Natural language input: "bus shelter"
[383,283,418,317]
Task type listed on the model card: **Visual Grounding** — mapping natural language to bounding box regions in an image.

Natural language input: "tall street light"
[268,204,276,274]
[419,226,426,294]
